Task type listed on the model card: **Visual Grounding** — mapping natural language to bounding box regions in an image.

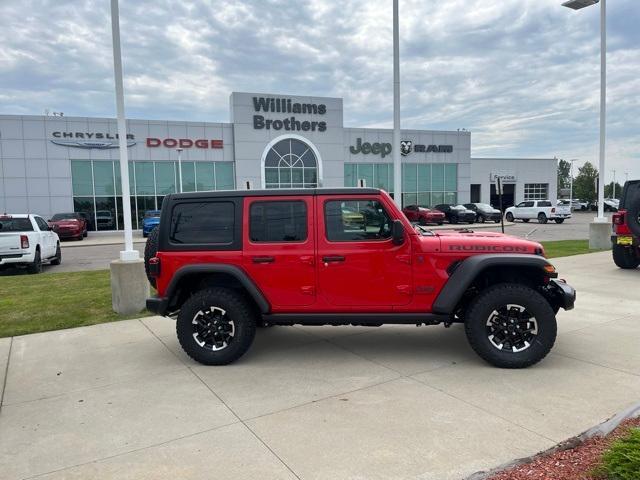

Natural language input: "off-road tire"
[537,213,548,224]
[50,243,62,265]
[176,288,257,365]
[554,219,565,224]
[144,226,159,288]
[505,212,514,222]
[28,249,42,274]
[612,244,640,269]
[464,283,557,368]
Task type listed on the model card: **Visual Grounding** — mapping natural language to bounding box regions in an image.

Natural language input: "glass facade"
[344,163,458,207]
[71,160,235,230]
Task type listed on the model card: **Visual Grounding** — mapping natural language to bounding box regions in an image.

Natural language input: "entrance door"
[243,196,316,307]
[490,184,515,210]
[470,184,481,203]
[316,196,412,308]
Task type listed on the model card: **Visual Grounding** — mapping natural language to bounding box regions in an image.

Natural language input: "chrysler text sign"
[50,131,135,149]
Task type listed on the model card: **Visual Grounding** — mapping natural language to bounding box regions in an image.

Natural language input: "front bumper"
[146,296,169,315]
[547,279,576,311]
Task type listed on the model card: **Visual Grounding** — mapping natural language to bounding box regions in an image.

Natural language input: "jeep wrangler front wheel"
[177,288,257,365]
[464,283,557,368]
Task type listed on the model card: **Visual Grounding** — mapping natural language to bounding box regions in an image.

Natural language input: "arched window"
[264,138,318,188]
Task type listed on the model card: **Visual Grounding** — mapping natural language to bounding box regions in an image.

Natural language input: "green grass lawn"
[0,241,603,338]
[541,239,606,258]
[0,269,151,338]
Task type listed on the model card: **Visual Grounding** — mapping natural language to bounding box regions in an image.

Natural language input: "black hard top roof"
[166,188,383,201]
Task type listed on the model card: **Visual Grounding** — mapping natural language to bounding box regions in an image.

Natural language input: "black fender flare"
[165,264,270,314]
[432,254,554,314]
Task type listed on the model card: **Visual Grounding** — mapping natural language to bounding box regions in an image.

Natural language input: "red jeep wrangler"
[611,180,640,269]
[145,188,575,368]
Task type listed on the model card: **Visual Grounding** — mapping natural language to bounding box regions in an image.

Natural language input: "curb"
[465,401,640,480]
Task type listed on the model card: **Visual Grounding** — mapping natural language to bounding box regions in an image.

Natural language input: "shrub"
[600,427,640,480]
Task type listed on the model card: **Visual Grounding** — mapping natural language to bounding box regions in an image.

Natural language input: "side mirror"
[392,219,404,245]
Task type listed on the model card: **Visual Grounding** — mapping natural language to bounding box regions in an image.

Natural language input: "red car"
[48,212,88,240]
[144,188,576,369]
[402,204,445,225]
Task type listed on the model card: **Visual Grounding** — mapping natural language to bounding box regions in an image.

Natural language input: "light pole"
[110,0,137,261]
[611,168,616,198]
[569,159,577,208]
[392,0,402,208]
[176,148,183,193]
[562,0,606,222]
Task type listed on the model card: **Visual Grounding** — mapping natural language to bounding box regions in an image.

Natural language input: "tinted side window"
[538,201,552,207]
[35,217,49,231]
[325,199,392,242]
[524,201,535,208]
[170,201,234,245]
[250,201,307,242]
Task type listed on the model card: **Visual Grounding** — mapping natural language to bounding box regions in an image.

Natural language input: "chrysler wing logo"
[50,139,136,149]
[400,140,413,156]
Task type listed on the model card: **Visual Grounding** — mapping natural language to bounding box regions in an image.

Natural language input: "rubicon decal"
[448,245,529,252]
[146,138,223,149]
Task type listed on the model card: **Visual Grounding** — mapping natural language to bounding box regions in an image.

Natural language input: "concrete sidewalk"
[1,251,638,480]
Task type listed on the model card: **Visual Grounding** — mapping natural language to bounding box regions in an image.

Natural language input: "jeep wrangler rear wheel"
[177,288,257,365]
[612,244,640,269]
[464,283,556,368]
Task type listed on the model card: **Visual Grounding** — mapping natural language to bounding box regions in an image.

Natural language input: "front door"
[316,195,413,308]
[243,196,316,307]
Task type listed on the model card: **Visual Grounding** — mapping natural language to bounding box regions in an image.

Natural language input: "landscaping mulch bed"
[488,416,640,480]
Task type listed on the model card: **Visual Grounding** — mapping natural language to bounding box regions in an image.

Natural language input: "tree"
[557,159,572,196]
[604,181,623,199]
[573,162,599,203]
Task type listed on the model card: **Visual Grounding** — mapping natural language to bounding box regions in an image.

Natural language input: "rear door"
[316,195,412,308]
[34,216,55,256]
[243,196,316,307]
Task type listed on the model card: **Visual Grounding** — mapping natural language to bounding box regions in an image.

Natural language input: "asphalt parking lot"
[1,251,638,480]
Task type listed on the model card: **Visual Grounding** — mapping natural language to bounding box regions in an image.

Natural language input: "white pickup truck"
[504,200,572,224]
[0,214,61,273]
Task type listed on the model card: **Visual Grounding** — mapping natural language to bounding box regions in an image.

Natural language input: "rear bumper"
[146,296,169,315]
[0,251,33,266]
[548,279,576,311]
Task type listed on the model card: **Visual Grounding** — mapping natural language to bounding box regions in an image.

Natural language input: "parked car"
[142,210,161,237]
[433,204,476,224]
[590,198,619,212]
[96,210,115,230]
[463,203,502,223]
[48,212,88,240]
[144,187,576,369]
[0,214,61,273]
[402,205,445,225]
[611,180,639,269]
[341,207,365,229]
[78,212,94,230]
[505,200,571,224]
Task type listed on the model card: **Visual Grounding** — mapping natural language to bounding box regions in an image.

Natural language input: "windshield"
[0,218,33,232]
[452,205,466,210]
[476,204,493,209]
[51,213,78,221]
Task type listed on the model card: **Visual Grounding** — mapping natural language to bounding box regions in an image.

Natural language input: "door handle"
[252,256,275,264]
[322,256,345,263]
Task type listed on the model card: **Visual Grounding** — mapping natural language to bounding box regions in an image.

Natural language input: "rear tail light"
[20,235,29,249]
[612,212,625,225]
[148,257,161,277]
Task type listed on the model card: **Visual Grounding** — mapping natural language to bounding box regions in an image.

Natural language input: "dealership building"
[0,92,557,230]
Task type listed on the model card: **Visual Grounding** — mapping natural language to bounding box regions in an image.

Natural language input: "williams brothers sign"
[252,96,327,132]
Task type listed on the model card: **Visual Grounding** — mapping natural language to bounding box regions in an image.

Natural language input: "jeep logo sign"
[349,138,453,157]
[349,138,392,158]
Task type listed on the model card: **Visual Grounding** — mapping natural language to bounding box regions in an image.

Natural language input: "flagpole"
[392,0,402,207]
[110,0,137,261]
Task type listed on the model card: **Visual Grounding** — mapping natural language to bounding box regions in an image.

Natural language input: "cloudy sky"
[1,0,638,180]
